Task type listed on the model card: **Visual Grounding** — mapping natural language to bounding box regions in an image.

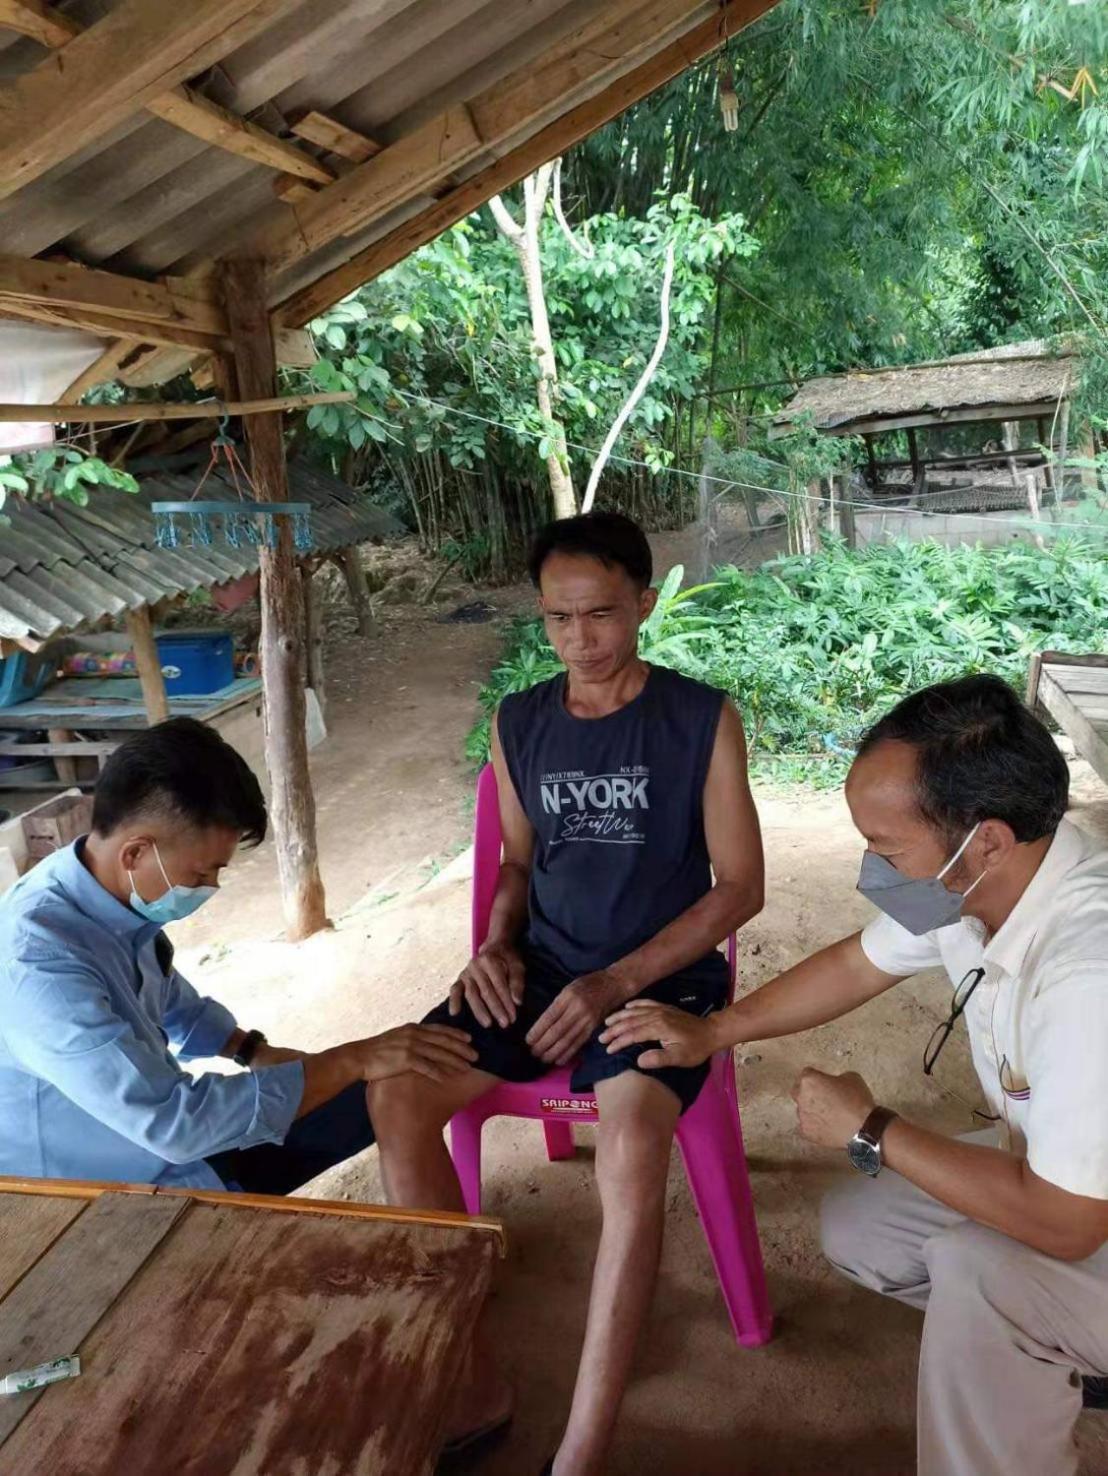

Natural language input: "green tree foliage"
[303,198,754,578]
[569,0,1108,402]
[470,537,1108,783]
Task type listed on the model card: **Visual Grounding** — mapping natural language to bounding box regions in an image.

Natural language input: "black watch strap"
[233,1028,266,1068]
[858,1105,898,1148]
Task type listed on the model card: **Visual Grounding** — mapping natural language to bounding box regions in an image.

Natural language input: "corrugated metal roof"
[0,461,399,641]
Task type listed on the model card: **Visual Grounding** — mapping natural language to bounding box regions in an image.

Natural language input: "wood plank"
[0,1191,188,1443]
[0,742,117,758]
[0,254,224,337]
[62,341,136,400]
[0,0,302,201]
[124,607,169,726]
[148,88,335,186]
[0,1200,499,1474]
[254,0,711,279]
[0,391,351,423]
[1038,669,1108,789]
[0,0,77,49]
[1048,664,1108,697]
[255,104,484,277]
[273,173,319,205]
[276,0,776,324]
[223,258,328,943]
[0,1196,85,1302]
[0,295,223,354]
[0,1177,506,1245]
[290,109,382,164]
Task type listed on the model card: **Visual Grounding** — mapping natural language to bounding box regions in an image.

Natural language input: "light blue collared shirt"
[0,840,303,1190]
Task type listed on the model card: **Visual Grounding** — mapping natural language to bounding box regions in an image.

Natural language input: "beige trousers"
[820,1133,1108,1476]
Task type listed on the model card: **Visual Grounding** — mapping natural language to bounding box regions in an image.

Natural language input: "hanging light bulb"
[718,63,740,133]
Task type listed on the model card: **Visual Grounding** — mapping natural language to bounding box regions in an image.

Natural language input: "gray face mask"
[857,824,985,935]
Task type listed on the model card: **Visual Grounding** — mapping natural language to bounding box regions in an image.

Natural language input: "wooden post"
[302,562,326,718]
[839,468,857,549]
[125,606,169,725]
[222,257,327,942]
[864,434,879,491]
[336,546,377,638]
[907,427,921,488]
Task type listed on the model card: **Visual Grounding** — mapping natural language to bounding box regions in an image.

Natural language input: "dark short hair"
[528,511,653,590]
[856,674,1068,844]
[92,717,267,846]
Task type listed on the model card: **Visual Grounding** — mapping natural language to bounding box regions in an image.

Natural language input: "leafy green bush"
[468,538,1108,785]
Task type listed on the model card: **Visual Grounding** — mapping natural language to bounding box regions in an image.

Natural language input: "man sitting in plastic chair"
[369,511,765,1476]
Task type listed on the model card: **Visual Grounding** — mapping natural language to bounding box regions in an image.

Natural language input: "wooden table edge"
[0,1175,507,1256]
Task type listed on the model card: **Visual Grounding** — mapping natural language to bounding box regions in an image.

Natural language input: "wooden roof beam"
[0,254,224,337]
[0,0,334,190]
[289,111,382,165]
[147,90,334,187]
[0,0,74,48]
[252,0,723,280]
[276,0,778,326]
[0,0,307,201]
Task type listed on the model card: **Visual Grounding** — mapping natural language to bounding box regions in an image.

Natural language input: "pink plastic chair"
[449,764,773,1347]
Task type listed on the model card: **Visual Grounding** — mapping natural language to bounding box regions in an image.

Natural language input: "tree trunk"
[337,546,377,638]
[222,257,328,943]
[490,170,576,519]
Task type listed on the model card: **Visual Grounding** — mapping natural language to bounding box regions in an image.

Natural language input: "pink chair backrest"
[471,763,503,955]
[471,765,737,1000]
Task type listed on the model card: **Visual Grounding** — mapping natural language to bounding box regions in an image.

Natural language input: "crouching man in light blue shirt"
[0,717,475,1194]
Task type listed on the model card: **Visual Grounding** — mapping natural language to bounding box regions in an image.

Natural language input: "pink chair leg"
[543,1121,575,1161]
[450,1108,486,1216]
[677,1071,773,1348]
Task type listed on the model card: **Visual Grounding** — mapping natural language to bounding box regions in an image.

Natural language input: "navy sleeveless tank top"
[497,664,728,981]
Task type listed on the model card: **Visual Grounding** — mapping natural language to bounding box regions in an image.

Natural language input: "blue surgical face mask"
[857,823,985,935]
[128,842,216,925]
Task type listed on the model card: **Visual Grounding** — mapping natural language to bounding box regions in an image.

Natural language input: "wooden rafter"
[0,254,223,336]
[251,0,714,279]
[290,111,382,165]
[277,0,777,325]
[0,391,352,424]
[0,0,334,190]
[0,0,308,201]
[147,90,334,187]
[0,0,72,48]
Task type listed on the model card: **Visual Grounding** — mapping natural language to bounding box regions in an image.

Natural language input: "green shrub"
[468,537,1108,786]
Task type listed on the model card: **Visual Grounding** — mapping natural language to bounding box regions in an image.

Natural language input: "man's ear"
[118,836,153,875]
[639,586,659,621]
[975,818,1017,872]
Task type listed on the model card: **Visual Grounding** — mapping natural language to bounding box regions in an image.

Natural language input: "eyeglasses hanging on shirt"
[923,966,1001,1124]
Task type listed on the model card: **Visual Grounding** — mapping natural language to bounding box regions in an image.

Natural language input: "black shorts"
[423,950,728,1114]
[207,1081,375,1196]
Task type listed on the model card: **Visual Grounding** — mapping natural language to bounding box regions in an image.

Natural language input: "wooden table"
[0,1177,505,1474]
[1028,651,1108,789]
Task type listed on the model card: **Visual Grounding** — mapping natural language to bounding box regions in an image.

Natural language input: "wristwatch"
[847,1106,899,1177]
[233,1028,267,1069]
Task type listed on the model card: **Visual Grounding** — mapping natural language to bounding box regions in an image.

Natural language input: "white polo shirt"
[860,818,1108,1200]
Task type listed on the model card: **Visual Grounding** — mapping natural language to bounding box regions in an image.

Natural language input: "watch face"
[847,1136,880,1176]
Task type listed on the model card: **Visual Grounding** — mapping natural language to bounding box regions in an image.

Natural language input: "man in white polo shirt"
[602,673,1108,1476]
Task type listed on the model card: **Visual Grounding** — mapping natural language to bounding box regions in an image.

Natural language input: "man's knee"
[924,1221,1013,1304]
[820,1175,925,1299]
[368,1072,448,1144]
[597,1097,676,1207]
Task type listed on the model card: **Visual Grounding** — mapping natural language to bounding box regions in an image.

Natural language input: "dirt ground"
[173,556,1108,1476]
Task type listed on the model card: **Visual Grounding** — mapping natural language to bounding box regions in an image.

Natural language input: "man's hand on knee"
[450,941,525,1028]
[526,972,626,1066]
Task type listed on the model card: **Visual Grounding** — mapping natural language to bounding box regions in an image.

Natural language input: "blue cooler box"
[155,631,235,696]
[0,650,54,708]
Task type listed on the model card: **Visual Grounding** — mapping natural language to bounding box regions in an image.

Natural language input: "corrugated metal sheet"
[0,462,399,641]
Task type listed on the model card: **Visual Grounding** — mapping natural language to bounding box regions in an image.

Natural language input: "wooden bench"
[0,1176,504,1474]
